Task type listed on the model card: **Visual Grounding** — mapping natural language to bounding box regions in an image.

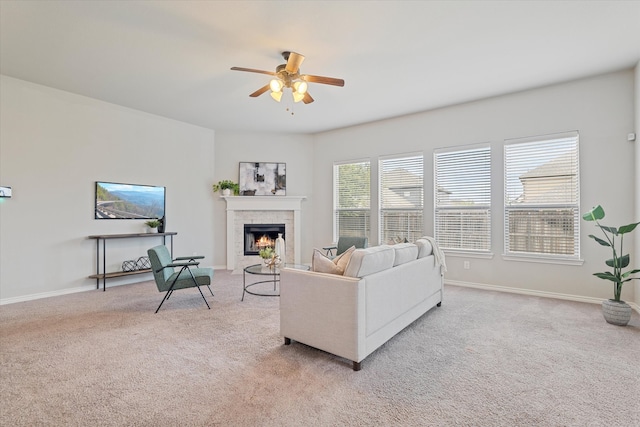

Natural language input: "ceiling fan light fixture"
[269,78,284,92]
[293,81,308,94]
[292,91,305,103]
[270,91,283,102]
[231,52,344,105]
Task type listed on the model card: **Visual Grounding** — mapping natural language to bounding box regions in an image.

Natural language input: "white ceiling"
[1,1,639,134]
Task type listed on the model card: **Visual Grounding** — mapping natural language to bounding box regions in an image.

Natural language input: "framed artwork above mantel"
[239,162,286,196]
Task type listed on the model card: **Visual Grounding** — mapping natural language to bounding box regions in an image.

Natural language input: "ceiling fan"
[231,51,345,104]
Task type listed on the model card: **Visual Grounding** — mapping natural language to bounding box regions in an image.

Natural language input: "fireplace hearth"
[244,223,285,255]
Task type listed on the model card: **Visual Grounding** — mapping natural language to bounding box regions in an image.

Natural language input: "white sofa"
[280,239,444,371]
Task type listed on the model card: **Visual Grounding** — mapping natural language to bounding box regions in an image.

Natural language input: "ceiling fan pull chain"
[284,98,295,116]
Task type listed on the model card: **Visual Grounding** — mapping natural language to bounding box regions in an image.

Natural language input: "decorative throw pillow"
[311,245,356,275]
[312,249,343,274]
[334,245,356,272]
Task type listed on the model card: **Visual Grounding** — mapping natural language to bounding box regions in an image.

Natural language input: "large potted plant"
[213,180,239,196]
[583,205,639,326]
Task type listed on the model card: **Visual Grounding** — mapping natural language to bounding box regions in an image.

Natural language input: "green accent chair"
[323,236,368,258]
[147,245,214,313]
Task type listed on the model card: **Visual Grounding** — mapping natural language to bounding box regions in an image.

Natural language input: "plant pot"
[147,227,158,234]
[222,188,231,196]
[601,299,632,326]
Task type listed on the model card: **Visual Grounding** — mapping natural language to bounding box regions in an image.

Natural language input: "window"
[504,131,580,260]
[379,154,424,243]
[333,160,371,241]
[434,145,491,252]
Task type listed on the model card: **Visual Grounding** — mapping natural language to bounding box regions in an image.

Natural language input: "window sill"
[502,254,584,266]
[444,251,494,260]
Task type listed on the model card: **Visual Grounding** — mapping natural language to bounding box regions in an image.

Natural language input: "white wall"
[635,63,640,308]
[0,76,216,302]
[212,131,314,267]
[312,69,636,303]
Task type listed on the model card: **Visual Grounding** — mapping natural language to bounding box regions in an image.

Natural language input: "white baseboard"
[0,284,96,305]
[445,279,640,315]
[0,280,141,305]
[0,267,229,306]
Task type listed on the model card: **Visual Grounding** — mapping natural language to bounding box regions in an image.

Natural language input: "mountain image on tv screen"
[95,182,165,219]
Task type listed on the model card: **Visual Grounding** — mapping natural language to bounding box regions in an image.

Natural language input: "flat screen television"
[95,181,165,220]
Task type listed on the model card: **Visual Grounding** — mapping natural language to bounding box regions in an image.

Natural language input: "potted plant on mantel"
[145,219,161,233]
[213,180,239,196]
[583,205,639,326]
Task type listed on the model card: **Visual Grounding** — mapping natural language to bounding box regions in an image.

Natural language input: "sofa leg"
[437,301,442,307]
[353,361,361,371]
[284,337,291,345]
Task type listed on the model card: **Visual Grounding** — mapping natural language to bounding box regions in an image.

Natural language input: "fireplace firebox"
[244,224,285,255]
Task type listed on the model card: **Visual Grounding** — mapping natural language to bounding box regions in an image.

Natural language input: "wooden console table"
[88,232,177,291]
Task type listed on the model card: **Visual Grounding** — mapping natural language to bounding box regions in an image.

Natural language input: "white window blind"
[379,154,424,243]
[504,131,580,259]
[434,145,491,252]
[334,161,371,241]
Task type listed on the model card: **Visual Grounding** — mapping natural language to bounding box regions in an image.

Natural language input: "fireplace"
[244,223,285,255]
[223,195,306,270]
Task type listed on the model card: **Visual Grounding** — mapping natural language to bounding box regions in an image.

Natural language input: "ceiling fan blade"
[302,92,314,104]
[249,84,270,97]
[301,74,345,87]
[231,67,276,76]
[285,52,305,74]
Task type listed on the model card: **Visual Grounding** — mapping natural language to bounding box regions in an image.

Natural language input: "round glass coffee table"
[242,263,309,301]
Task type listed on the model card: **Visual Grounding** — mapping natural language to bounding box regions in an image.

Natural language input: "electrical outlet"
[463,261,470,270]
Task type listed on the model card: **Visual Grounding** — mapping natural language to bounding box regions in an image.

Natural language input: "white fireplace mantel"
[222,195,306,212]
[223,196,306,270]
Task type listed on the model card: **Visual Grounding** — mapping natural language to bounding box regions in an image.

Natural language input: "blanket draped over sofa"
[280,238,444,370]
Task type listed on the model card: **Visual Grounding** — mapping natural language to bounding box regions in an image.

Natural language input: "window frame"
[503,131,582,264]
[378,152,424,244]
[433,143,492,254]
[333,159,371,243]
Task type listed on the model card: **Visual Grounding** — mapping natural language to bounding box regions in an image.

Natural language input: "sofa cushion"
[392,243,418,266]
[311,246,355,275]
[415,238,433,258]
[343,245,395,278]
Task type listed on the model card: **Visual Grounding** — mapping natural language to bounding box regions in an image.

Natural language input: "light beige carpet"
[1,271,639,426]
